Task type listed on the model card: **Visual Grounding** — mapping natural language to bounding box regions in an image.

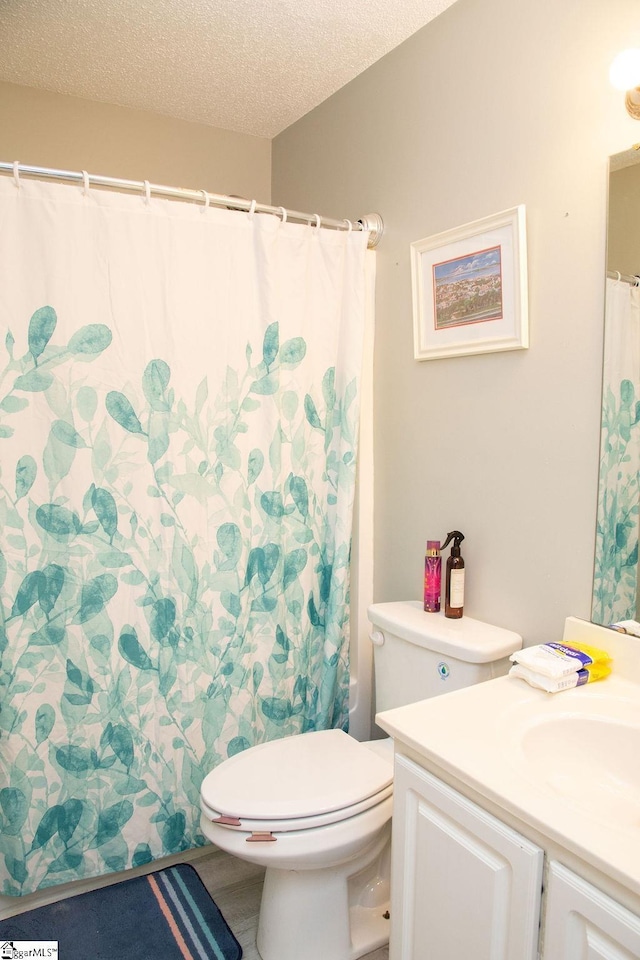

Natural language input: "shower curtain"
[592,277,640,624]
[0,176,370,895]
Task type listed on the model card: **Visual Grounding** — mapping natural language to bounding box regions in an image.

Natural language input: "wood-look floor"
[194,846,389,960]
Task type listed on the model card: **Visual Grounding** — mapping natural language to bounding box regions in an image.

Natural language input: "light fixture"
[610,49,640,119]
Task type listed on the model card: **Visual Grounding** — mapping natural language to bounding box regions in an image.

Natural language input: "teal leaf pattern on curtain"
[592,280,640,625]
[0,299,361,895]
[592,377,640,623]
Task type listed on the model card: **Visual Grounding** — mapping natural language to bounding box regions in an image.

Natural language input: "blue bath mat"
[0,863,242,960]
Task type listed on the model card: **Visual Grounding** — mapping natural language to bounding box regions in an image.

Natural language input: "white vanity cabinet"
[390,751,640,960]
[542,861,640,960]
[390,753,543,960]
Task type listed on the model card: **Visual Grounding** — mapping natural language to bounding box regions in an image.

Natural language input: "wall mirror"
[592,146,640,627]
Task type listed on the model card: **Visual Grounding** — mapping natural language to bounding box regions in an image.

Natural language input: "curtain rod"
[607,270,640,286]
[0,161,384,249]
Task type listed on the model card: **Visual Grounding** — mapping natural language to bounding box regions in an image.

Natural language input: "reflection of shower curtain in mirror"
[0,176,370,895]
[593,278,640,624]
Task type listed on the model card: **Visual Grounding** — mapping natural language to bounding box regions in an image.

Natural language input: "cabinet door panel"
[543,861,640,960]
[390,754,543,960]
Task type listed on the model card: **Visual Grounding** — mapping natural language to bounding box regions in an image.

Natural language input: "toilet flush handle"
[370,630,385,647]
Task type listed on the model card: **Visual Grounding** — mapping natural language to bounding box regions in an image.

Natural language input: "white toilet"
[199,600,522,960]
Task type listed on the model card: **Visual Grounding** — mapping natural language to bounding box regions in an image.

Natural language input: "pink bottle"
[423,540,442,613]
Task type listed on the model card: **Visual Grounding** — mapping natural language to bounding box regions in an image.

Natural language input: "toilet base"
[349,903,392,959]
[256,824,391,960]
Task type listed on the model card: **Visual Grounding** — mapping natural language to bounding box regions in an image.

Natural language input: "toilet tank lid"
[368,601,522,663]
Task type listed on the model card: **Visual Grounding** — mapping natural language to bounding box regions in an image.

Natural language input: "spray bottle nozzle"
[441,530,465,555]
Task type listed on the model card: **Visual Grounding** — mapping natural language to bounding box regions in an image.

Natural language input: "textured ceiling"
[0,0,458,138]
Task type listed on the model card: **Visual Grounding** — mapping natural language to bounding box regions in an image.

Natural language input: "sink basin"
[502,683,640,829]
[519,715,640,826]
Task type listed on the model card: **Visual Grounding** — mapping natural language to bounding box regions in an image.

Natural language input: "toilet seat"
[200,783,393,833]
[200,729,393,834]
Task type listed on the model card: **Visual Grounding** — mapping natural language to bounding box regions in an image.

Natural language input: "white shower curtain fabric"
[0,176,369,894]
[592,277,640,625]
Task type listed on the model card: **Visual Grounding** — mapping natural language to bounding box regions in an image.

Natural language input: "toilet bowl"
[200,729,394,960]
[199,601,523,960]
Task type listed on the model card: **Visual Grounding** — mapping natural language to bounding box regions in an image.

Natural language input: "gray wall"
[0,81,271,201]
[272,0,640,643]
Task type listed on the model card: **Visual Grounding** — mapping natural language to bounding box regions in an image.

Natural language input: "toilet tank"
[368,600,522,713]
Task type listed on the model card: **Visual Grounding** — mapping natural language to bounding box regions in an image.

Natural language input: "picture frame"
[411,205,528,361]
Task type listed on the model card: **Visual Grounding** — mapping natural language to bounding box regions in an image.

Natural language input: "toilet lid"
[200,729,393,822]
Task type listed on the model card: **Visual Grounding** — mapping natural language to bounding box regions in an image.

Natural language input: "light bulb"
[610,49,640,91]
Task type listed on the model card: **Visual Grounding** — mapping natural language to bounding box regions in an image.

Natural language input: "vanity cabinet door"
[542,861,640,960]
[390,754,543,960]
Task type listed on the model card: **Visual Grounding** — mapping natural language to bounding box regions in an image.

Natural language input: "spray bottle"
[441,531,465,619]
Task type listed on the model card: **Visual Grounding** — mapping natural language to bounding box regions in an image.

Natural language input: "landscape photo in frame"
[411,206,528,360]
[433,245,503,329]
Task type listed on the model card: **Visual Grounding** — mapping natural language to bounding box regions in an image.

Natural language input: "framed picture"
[411,205,528,361]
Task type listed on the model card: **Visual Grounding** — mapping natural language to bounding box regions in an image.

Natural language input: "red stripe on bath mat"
[147,872,196,960]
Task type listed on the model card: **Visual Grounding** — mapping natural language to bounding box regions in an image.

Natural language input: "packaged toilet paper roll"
[509,641,611,679]
[509,661,611,693]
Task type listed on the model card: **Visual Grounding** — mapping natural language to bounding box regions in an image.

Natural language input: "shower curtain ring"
[12,161,20,190]
[248,199,256,219]
[200,189,210,211]
[343,219,353,234]
[278,206,287,224]
[143,180,151,205]
[314,214,321,232]
[82,171,90,196]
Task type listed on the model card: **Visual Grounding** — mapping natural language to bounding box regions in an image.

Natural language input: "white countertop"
[377,669,640,900]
